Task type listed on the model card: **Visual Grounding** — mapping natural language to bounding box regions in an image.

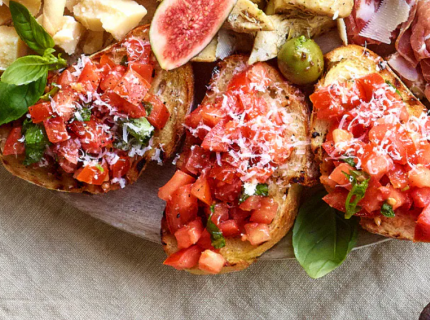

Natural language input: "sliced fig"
[149,0,237,70]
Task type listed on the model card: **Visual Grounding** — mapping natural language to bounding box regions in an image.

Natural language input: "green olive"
[277,36,324,85]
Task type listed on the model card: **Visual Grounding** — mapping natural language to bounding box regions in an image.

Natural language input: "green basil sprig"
[0,1,66,125]
[22,119,50,166]
[381,202,395,218]
[239,183,269,203]
[207,205,226,249]
[293,190,359,279]
[342,170,370,219]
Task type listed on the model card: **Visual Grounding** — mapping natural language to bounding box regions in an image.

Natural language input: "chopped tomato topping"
[125,39,152,64]
[69,118,113,154]
[43,117,70,143]
[75,162,109,185]
[78,61,101,92]
[158,170,196,202]
[239,196,262,211]
[191,176,213,206]
[3,127,25,156]
[100,65,126,92]
[414,205,430,242]
[145,94,170,129]
[219,220,240,237]
[52,89,78,121]
[110,156,131,179]
[113,68,151,108]
[244,223,271,246]
[166,184,198,234]
[174,219,204,249]
[250,197,278,224]
[29,102,53,123]
[163,245,202,270]
[57,70,77,88]
[210,203,229,226]
[198,250,226,274]
[129,63,154,84]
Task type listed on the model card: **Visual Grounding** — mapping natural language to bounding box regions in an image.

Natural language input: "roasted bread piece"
[161,55,317,274]
[0,25,194,194]
[310,45,426,241]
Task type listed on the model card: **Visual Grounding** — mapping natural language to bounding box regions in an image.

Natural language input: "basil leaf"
[1,55,50,85]
[293,190,359,279]
[76,107,92,122]
[9,1,54,55]
[22,121,49,166]
[342,170,370,219]
[40,85,60,101]
[381,202,395,218]
[142,101,153,116]
[207,214,226,249]
[125,117,154,144]
[0,74,47,125]
[342,157,356,168]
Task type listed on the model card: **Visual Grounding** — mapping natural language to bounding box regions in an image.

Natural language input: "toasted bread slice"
[162,55,317,274]
[310,45,425,241]
[0,25,194,194]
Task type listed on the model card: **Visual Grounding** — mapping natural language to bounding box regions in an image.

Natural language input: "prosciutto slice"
[410,0,430,61]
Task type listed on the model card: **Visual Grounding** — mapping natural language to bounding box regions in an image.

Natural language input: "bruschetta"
[0,25,194,194]
[310,45,430,242]
[159,55,317,274]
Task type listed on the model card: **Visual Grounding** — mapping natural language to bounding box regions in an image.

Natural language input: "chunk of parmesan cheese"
[0,26,27,70]
[2,0,41,16]
[53,15,85,54]
[73,0,147,40]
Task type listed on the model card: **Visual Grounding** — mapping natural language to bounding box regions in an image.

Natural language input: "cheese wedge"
[2,0,41,16]
[53,15,85,54]
[0,26,27,70]
[74,0,147,40]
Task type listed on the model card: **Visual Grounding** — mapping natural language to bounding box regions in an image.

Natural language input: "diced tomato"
[43,117,70,143]
[182,145,212,175]
[99,54,116,68]
[129,63,154,84]
[163,245,202,270]
[359,178,383,213]
[174,219,204,249]
[58,158,77,174]
[411,188,430,208]
[158,170,196,202]
[416,142,430,167]
[166,184,198,233]
[144,94,170,129]
[201,104,228,127]
[53,138,80,173]
[57,70,77,88]
[329,163,354,188]
[244,223,271,246]
[414,205,430,242]
[228,69,251,93]
[209,163,236,184]
[110,155,131,179]
[320,174,338,190]
[52,89,78,121]
[219,220,240,237]
[356,73,385,102]
[210,203,229,225]
[113,69,150,114]
[78,61,101,92]
[409,166,430,188]
[191,176,213,206]
[213,177,242,202]
[3,127,25,156]
[323,190,349,212]
[198,250,226,274]
[75,161,109,185]
[250,197,278,224]
[387,164,409,189]
[29,102,53,123]
[361,148,393,181]
[201,120,229,152]
[196,229,214,250]
[100,65,126,92]
[379,185,408,210]
[69,118,113,154]
[239,196,262,211]
[230,206,251,226]
[184,105,208,140]
[246,62,271,88]
[126,39,152,64]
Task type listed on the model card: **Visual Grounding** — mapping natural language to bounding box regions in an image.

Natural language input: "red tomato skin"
[213,177,242,203]
[163,245,202,270]
[359,179,383,213]
[239,196,262,211]
[52,89,78,121]
[174,219,204,249]
[3,127,25,156]
[126,39,152,64]
[145,94,170,130]
[410,188,430,208]
[408,167,430,188]
[191,176,213,206]
[414,205,430,242]
[129,63,154,84]
[198,250,226,274]
[201,120,229,152]
[53,138,80,173]
[379,185,408,210]
[210,203,229,226]
[99,54,116,68]
[250,197,278,224]
[75,162,109,185]
[113,69,150,107]
[197,229,215,250]
[329,163,354,188]
[57,70,77,88]
[29,102,53,123]
[387,164,409,189]
[356,73,385,102]
[201,104,228,128]
[209,163,236,184]
[244,223,271,246]
[43,117,70,143]
[100,65,126,92]
[158,170,196,202]
[182,145,212,176]
[166,184,198,234]
[110,156,131,179]
[323,190,349,212]
[219,220,240,237]
[78,61,101,92]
